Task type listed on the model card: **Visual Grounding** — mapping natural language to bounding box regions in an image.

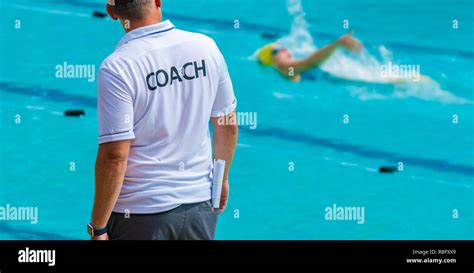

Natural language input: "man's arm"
[90,140,131,240]
[211,111,238,213]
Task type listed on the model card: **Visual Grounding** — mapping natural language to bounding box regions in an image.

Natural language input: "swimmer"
[257,32,363,82]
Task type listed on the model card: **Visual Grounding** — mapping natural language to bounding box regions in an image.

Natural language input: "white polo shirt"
[97,20,236,214]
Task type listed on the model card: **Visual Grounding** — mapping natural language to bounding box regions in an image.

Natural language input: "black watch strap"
[87,223,108,237]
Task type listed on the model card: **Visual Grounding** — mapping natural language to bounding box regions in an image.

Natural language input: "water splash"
[275,0,316,59]
[393,80,471,104]
[280,0,402,84]
[277,0,471,104]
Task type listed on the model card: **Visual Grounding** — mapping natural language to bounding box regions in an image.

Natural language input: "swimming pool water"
[0,0,473,239]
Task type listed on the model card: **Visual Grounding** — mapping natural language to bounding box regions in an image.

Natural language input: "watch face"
[87,224,94,236]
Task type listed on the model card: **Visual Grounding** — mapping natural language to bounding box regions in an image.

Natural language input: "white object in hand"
[211,159,226,209]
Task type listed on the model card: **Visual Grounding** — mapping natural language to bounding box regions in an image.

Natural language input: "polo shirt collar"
[116,20,175,49]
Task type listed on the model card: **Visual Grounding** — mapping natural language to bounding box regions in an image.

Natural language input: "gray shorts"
[107,200,218,240]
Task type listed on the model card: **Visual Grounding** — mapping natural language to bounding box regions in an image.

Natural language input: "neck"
[122,15,162,33]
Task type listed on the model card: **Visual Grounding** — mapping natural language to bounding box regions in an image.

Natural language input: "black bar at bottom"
[0,240,472,272]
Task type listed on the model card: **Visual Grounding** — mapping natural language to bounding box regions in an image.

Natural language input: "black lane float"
[65,110,85,117]
[379,166,398,173]
[93,11,107,18]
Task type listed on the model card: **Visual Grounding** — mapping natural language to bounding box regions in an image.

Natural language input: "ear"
[106,4,118,20]
[155,0,162,8]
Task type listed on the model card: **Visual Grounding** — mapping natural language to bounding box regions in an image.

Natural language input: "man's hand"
[219,180,229,213]
[91,233,109,241]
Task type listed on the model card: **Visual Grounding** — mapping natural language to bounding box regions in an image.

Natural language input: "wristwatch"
[87,223,108,237]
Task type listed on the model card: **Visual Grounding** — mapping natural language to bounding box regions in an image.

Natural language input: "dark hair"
[109,0,154,21]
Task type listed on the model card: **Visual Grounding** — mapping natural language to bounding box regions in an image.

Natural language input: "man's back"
[97,20,236,214]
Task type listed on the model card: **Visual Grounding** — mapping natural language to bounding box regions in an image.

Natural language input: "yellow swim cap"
[257,44,275,66]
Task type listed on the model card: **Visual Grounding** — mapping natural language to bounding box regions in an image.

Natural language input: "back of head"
[107,0,157,21]
[256,44,275,66]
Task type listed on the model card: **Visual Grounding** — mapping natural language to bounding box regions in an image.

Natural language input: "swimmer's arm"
[290,41,340,74]
[275,41,340,79]
[275,33,362,78]
[91,140,130,240]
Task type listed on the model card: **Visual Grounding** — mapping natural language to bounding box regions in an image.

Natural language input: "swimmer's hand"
[337,32,363,53]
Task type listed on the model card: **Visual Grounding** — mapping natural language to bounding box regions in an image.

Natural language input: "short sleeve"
[211,49,237,117]
[97,68,135,144]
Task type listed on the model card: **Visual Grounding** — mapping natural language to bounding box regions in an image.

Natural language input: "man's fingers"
[219,198,227,213]
[218,182,229,213]
[219,193,228,213]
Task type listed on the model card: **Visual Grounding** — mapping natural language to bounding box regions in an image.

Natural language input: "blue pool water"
[0,0,473,239]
